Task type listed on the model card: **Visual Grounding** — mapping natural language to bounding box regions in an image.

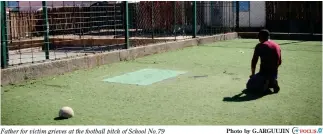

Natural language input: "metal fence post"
[174,1,177,40]
[151,1,154,39]
[235,1,239,32]
[287,1,291,35]
[114,4,117,38]
[42,1,50,59]
[192,1,197,38]
[124,1,129,49]
[1,1,8,68]
[308,2,314,35]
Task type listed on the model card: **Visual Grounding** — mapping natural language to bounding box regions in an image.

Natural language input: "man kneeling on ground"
[247,29,281,94]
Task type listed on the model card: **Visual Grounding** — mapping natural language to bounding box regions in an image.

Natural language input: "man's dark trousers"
[246,72,278,92]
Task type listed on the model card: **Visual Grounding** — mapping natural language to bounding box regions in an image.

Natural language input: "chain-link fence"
[128,1,194,47]
[1,1,322,69]
[197,1,236,35]
[266,1,322,34]
[236,1,322,33]
[2,1,125,67]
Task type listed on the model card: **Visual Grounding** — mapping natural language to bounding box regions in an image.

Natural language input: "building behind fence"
[1,1,322,69]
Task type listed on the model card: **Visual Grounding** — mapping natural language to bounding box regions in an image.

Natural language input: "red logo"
[299,129,317,134]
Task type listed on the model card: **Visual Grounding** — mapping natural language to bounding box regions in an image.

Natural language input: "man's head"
[258,29,270,42]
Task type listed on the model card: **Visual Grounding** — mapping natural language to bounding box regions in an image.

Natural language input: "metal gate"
[266,1,322,34]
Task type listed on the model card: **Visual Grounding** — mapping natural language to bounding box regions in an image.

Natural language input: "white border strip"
[1,126,323,134]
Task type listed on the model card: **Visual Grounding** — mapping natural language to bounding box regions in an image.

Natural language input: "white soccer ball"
[59,106,74,118]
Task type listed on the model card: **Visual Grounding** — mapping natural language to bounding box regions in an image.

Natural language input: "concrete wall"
[238,32,322,41]
[1,33,238,85]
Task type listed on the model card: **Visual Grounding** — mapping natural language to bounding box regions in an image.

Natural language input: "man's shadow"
[223,88,274,102]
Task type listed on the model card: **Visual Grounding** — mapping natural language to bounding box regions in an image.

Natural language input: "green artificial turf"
[1,39,322,125]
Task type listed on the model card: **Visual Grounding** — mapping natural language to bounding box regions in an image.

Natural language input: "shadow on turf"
[279,41,306,45]
[223,88,274,102]
[54,117,69,121]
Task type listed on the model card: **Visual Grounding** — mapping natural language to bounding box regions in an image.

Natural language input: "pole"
[114,3,117,38]
[235,1,239,32]
[248,2,251,29]
[151,1,154,39]
[1,1,8,68]
[287,1,290,36]
[308,2,313,35]
[42,1,49,59]
[174,1,177,40]
[192,1,197,38]
[124,1,129,49]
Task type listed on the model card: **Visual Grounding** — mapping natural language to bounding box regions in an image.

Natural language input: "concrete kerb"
[1,32,238,85]
[238,32,322,41]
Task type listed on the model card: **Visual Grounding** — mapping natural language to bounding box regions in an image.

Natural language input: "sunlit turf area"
[1,39,322,125]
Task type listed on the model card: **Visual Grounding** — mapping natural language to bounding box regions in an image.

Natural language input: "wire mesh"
[46,1,125,60]
[128,1,193,47]
[265,1,322,34]
[196,1,236,36]
[2,1,322,69]
[236,1,322,33]
[5,1,125,66]
[5,2,43,66]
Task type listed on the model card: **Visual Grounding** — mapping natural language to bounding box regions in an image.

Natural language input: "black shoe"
[273,85,280,93]
[273,80,280,93]
[264,88,273,95]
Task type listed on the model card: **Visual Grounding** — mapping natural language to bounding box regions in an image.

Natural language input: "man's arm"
[251,45,259,76]
[278,49,282,66]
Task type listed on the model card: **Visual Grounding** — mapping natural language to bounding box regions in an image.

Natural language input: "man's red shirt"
[252,40,282,77]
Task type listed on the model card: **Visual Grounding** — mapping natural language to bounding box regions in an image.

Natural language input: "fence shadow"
[279,41,307,45]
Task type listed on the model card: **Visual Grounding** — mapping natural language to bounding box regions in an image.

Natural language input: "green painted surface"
[1,39,322,125]
[103,68,186,85]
